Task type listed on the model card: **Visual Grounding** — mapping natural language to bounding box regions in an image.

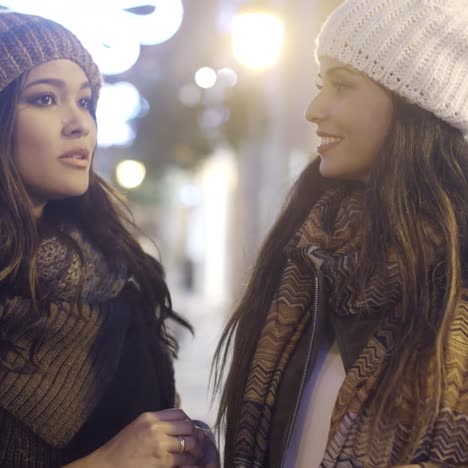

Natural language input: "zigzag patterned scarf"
[233,188,468,467]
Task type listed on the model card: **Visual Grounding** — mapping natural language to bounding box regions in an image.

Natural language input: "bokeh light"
[0,0,184,75]
[179,184,201,207]
[100,82,142,121]
[96,82,143,147]
[88,32,141,76]
[116,160,147,189]
[195,67,217,89]
[122,0,184,46]
[98,122,136,148]
[232,11,284,70]
[217,68,238,87]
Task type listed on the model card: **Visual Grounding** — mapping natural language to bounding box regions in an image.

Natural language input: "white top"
[283,338,346,468]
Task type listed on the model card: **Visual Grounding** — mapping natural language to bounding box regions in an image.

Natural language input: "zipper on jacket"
[280,274,320,468]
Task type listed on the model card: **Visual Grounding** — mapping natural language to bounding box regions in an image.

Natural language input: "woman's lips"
[59,154,89,168]
[59,148,90,169]
[318,135,343,155]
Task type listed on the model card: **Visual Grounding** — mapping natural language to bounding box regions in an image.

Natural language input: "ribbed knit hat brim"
[0,11,101,101]
[316,0,468,137]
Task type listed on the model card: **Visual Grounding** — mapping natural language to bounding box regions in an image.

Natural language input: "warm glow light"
[232,11,284,70]
[195,67,217,89]
[217,68,238,87]
[116,160,146,188]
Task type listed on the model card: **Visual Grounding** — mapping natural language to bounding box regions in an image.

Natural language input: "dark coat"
[0,284,175,468]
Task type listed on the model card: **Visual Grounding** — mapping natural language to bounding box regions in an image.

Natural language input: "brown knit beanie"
[0,11,101,101]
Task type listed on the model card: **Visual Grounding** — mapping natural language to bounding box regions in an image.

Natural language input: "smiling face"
[306,56,394,182]
[13,59,97,217]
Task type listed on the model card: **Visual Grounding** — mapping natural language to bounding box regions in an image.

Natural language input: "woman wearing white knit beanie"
[215,0,468,467]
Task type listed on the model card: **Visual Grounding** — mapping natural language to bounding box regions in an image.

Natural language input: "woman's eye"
[32,94,55,106]
[315,81,349,93]
[332,81,348,91]
[79,97,92,109]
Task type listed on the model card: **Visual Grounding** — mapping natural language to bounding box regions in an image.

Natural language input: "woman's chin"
[318,158,341,179]
[48,185,90,201]
[319,159,369,182]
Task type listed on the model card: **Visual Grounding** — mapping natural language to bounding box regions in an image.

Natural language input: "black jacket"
[267,272,381,467]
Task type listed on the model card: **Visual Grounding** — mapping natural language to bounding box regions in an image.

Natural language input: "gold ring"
[178,436,186,454]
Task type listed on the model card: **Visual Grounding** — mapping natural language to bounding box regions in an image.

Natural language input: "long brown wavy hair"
[213,95,468,463]
[0,74,192,370]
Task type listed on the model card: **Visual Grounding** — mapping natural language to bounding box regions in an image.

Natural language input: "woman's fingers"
[170,453,199,466]
[165,419,197,436]
[153,408,189,422]
[193,427,220,467]
[140,410,214,463]
[71,410,211,468]
[154,416,205,460]
[167,434,203,460]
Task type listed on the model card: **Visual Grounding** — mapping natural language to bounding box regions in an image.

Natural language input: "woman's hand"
[64,409,207,468]
[188,423,220,468]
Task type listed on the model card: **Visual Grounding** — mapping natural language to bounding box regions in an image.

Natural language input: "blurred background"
[1,0,342,427]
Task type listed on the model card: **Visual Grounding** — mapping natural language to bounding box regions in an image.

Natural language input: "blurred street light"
[96,82,143,147]
[231,10,284,71]
[195,67,217,89]
[217,68,238,87]
[121,0,184,46]
[116,160,146,189]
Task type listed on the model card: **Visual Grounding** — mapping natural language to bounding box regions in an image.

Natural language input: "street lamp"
[231,7,284,71]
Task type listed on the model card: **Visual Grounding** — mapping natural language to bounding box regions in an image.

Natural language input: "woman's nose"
[62,107,92,138]
[305,93,327,124]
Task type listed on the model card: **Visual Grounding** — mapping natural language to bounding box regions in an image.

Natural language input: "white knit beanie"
[316,0,468,137]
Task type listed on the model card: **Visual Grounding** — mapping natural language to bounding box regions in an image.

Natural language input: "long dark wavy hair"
[0,74,192,370]
[213,95,468,464]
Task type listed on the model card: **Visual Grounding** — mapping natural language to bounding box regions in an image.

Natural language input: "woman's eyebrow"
[318,66,359,80]
[23,78,91,90]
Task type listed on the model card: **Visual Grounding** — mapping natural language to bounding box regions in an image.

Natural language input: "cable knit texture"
[0,11,101,100]
[316,0,468,137]
[0,226,129,449]
[0,226,176,467]
[35,228,127,303]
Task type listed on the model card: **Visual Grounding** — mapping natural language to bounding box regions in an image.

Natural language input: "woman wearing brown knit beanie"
[0,10,219,468]
[214,0,468,467]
